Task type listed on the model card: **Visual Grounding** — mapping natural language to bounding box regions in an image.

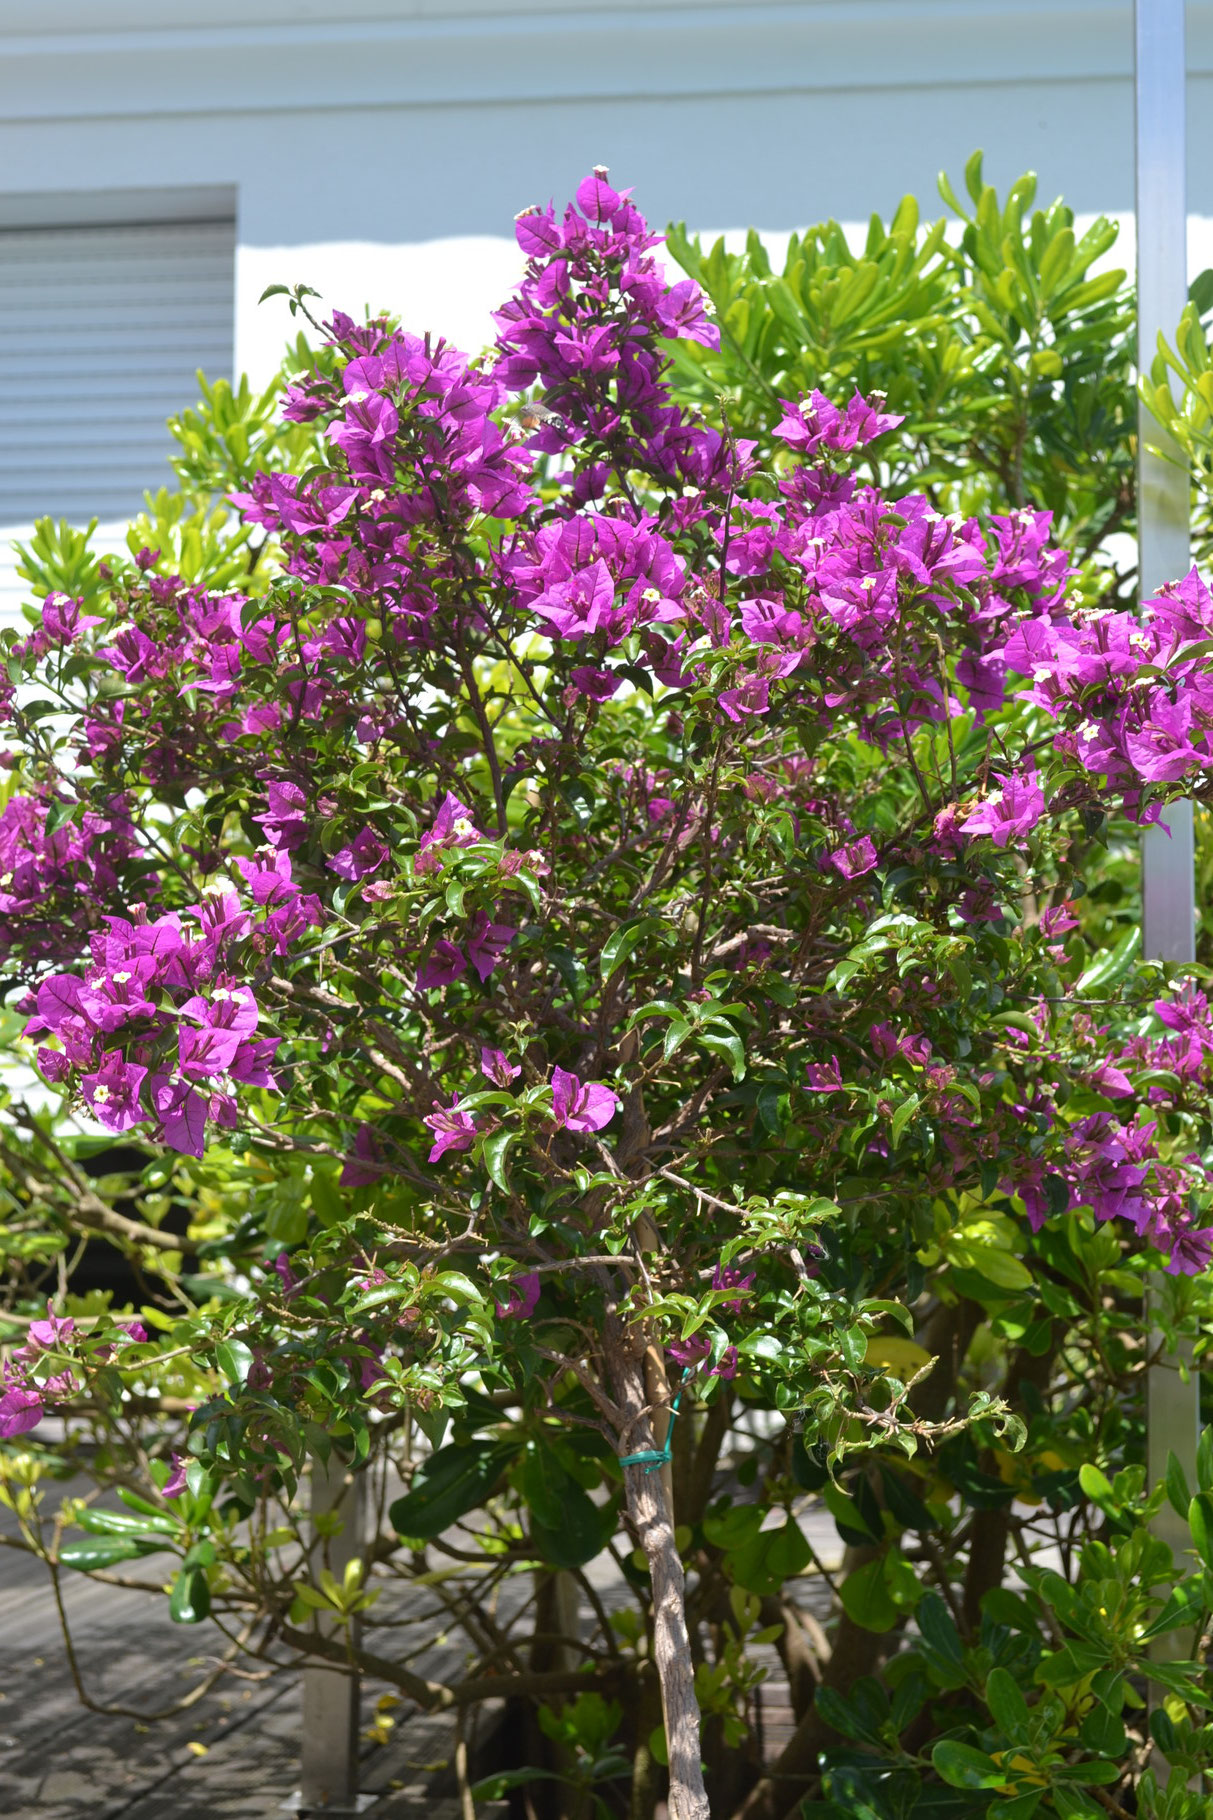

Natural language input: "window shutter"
[0,212,235,524]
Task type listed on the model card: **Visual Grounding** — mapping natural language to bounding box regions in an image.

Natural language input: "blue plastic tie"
[620,1384,684,1474]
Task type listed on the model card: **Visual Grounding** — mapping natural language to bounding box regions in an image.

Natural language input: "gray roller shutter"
[0,207,235,524]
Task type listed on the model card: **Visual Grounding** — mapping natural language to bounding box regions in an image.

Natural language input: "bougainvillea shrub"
[4,166,1213,1819]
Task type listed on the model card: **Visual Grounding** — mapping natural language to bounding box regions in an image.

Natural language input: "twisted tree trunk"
[604,1312,710,1820]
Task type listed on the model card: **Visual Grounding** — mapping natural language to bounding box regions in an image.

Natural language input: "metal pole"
[1135,0,1200,1635]
[296,1452,367,1815]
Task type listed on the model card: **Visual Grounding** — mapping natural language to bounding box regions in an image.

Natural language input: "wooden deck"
[0,1488,476,1820]
[1,1486,838,1818]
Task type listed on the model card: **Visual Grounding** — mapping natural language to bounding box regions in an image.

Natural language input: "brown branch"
[2,1127,187,1255]
[276,1621,621,1709]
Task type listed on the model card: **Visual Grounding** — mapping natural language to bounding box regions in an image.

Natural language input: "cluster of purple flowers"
[0,793,142,968]
[423,1062,620,1163]
[982,570,1213,826]
[230,327,535,659]
[0,1305,146,1439]
[479,193,1077,780]
[496,169,720,493]
[21,881,314,1157]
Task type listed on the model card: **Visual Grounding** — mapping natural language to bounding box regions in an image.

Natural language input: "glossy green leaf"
[215,1339,254,1386]
[75,1506,178,1538]
[1188,1491,1213,1570]
[169,1565,211,1624]
[58,1534,166,1571]
[389,1441,518,1541]
[984,1666,1029,1740]
[931,1740,1008,1790]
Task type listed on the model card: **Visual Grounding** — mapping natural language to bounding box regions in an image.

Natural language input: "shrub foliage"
[3,160,1213,1819]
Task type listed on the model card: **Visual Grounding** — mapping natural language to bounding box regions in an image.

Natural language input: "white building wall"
[0,0,1208,601]
[2,0,1212,388]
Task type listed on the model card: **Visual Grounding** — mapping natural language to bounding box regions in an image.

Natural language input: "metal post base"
[281,1791,378,1816]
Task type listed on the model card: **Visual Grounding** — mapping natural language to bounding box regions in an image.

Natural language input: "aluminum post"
[296,1452,367,1815]
[1135,0,1200,1635]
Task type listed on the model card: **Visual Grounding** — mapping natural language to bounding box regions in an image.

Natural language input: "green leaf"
[389,1441,518,1540]
[58,1534,167,1571]
[74,1506,178,1538]
[985,1666,1030,1739]
[1141,1575,1209,1638]
[1079,1699,1126,1756]
[169,1566,211,1624]
[821,1479,879,1544]
[472,1770,567,1800]
[1078,1462,1116,1509]
[1037,1642,1110,1686]
[1188,1492,1213,1569]
[950,1241,1033,1292]
[429,1271,485,1307]
[216,1339,254,1386]
[964,149,986,207]
[932,1740,1008,1790]
[530,1485,616,1570]
[703,1503,764,1553]
[117,1486,177,1519]
[812,1682,885,1746]
[729,1515,811,1597]
[1076,925,1140,994]
[916,1592,966,1678]
[989,1794,1043,1820]
[889,1093,921,1148]
[697,1028,746,1081]
[180,1273,244,1305]
[1198,1425,1213,1494]
[517,1445,569,1530]
[1190,266,1213,318]
[480,1127,514,1192]
[838,1556,898,1632]
[599,916,670,985]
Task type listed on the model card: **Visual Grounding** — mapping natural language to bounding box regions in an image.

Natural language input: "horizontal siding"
[0,4,1176,125]
[0,217,234,523]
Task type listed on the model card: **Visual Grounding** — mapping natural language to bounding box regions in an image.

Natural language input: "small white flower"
[93,1085,111,1103]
